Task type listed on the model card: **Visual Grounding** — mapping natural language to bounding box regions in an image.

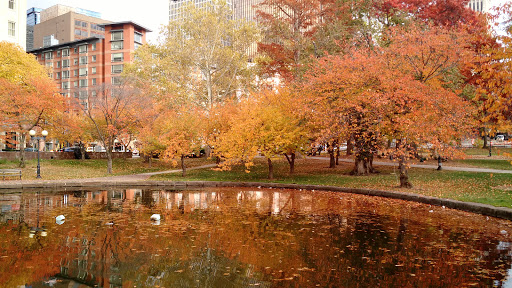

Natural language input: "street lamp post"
[29,129,48,179]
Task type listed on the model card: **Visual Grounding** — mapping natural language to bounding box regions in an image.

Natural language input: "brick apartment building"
[29,21,151,106]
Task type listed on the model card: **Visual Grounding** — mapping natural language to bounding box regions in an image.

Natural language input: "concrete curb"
[1,180,511,220]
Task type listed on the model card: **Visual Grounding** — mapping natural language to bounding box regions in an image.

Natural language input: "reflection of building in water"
[1,188,316,226]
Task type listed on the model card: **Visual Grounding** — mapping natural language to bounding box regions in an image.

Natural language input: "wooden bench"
[0,169,22,180]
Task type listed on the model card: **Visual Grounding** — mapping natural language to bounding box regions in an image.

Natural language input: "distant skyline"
[26,0,169,43]
[27,0,510,44]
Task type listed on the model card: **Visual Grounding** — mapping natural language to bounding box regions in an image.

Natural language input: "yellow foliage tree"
[215,89,308,179]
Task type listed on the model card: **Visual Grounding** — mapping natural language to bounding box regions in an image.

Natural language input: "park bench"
[0,169,22,180]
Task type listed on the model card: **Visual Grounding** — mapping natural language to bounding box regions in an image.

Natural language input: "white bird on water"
[56,215,65,225]
[151,214,161,225]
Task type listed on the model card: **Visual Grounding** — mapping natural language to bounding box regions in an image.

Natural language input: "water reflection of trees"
[1,188,512,287]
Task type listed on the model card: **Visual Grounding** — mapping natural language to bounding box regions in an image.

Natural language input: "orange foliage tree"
[214,89,308,179]
[0,42,66,167]
[475,3,512,141]
[302,23,475,187]
[75,83,146,174]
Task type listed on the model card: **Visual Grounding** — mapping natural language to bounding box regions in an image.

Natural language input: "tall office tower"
[26,7,42,51]
[31,5,110,50]
[169,0,233,22]
[233,0,263,22]
[27,7,42,25]
[1,0,27,50]
[467,0,492,13]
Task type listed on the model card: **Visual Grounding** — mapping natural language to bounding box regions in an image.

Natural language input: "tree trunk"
[398,156,412,188]
[284,153,295,174]
[181,154,186,177]
[483,135,488,149]
[335,145,340,165]
[351,153,374,175]
[205,145,212,158]
[346,135,354,156]
[79,141,86,160]
[106,150,113,174]
[328,144,336,168]
[267,158,274,180]
[148,155,152,168]
[18,133,27,168]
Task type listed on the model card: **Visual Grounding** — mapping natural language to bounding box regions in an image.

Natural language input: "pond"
[1,187,512,287]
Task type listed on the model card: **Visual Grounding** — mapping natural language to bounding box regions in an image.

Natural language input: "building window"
[112,77,122,85]
[62,48,69,56]
[134,32,143,43]
[75,29,81,36]
[75,20,81,26]
[62,59,69,67]
[8,21,15,37]
[111,64,123,74]
[92,78,97,85]
[111,41,123,50]
[79,56,87,65]
[74,58,78,65]
[79,68,87,76]
[56,61,60,68]
[74,81,78,87]
[91,91,97,97]
[91,55,96,62]
[62,82,70,89]
[62,70,70,78]
[91,67,97,74]
[111,53,123,62]
[74,70,78,76]
[92,43,96,51]
[79,45,87,53]
[111,31,123,41]
[82,22,87,28]
[45,51,53,60]
[55,72,60,79]
[79,79,88,87]
[8,0,15,9]
[81,30,88,37]
[134,43,142,50]
[57,51,61,57]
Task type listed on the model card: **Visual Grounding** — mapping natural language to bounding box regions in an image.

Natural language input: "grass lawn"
[454,159,512,170]
[462,147,512,156]
[151,158,512,208]
[0,157,216,180]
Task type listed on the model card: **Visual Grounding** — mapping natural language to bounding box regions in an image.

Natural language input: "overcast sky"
[27,0,169,43]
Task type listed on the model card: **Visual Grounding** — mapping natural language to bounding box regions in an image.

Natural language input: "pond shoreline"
[1,180,512,221]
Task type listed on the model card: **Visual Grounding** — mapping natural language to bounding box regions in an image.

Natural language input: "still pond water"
[1,187,512,288]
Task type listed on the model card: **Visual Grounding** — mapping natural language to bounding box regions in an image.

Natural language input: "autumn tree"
[474,3,512,146]
[126,0,258,110]
[0,42,66,167]
[154,107,205,176]
[215,89,308,179]
[303,23,475,187]
[75,82,146,174]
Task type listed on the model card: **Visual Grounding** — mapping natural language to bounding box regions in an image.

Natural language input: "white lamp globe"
[41,130,48,136]
[29,130,36,136]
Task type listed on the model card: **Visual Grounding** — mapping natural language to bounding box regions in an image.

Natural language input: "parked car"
[63,147,78,152]
[495,135,505,142]
[24,147,38,152]
[86,147,94,152]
